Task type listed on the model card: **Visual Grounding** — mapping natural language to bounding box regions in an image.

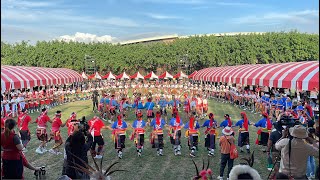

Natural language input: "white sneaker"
[177,151,181,155]
[36,147,43,154]
[56,151,63,155]
[217,176,223,180]
[42,148,48,153]
[94,155,103,159]
[138,152,141,157]
[118,152,122,159]
[267,168,272,171]
[48,149,56,154]
[22,147,28,153]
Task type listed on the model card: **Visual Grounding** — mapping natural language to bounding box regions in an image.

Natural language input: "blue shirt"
[235,119,251,128]
[100,97,105,104]
[202,119,218,128]
[105,98,110,104]
[190,100,196,107]
[254,118,272,128]
[158,99,167,108]
[132,120,146,128]
[220,119,232,128]
[285,101,292,109]
[168,100,180,107]
[111,120,128,129]
[150,119,166,129]
[109,99,119,107]
[132,101,144,109]
[144,101,155,110]
[184,121,200,129]
[169,118,183,127]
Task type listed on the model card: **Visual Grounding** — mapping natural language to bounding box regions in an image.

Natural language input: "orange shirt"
[219,135,235,154]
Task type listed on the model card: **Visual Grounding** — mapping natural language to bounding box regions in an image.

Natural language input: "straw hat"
[222,126,233,136]
[289,125,308,139]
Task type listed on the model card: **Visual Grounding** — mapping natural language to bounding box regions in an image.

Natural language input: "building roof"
[119,34,179,45]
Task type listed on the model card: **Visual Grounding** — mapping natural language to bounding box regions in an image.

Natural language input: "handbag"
[226,136,238,159]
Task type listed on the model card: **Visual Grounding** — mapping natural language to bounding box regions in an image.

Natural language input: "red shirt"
[88,118,105,136]
[36,114,50,128]
[1,132,21,160]
[51,117,62,131]
[17,114,31,131]
[1,117,5,129]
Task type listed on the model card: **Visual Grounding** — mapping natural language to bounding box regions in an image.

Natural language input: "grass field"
[22,99,272,179]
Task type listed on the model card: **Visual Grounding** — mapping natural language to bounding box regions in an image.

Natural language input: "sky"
[1,0,319,44]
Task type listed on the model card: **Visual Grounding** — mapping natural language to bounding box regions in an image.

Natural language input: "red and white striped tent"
[158,71,173,79]
[188,71,198,79]
[130,72,144,79]
[102,72,116,80]
[1,65,83,91]
[144,71,158,79]
[193,61,319,91]
[88,72,102,80]
[116,72,130,80]
[173,71,188,79]
[81,72,88,79]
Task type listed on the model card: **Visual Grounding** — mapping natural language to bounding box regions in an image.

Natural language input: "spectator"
[275,125,319,179]
[1,119,24,179]
[217,126,235,180]
[266,121,283,175]
[306,127,317,179]
[63,123,93,179]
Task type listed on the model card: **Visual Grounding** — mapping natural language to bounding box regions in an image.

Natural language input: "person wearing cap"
[48,110,64,155]
[202,113,218,156]
[17,108,32,152]
[88,116,108,159]
[130,112,146,157]
[217,126,235,180]
[233,112,252,153]
[275,125,319,179]
[184,114,200,157]
[34,108,52,154]
[169,111,183,156]
[150,111,166,156]
[254,112,273,151]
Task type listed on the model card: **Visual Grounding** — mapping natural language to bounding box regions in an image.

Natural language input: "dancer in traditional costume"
[17,108,32,151]
[184,114,200,157]
[150,111,166,156]
[48,110,64,155]
[158,95,168,122]
[254,112,272,151]
[144,97,155,123]
[89,116,107,159]
[110,114,128,159]
[202,113,217,156]
[34,108,52,154]
[183,94,191,116]
[130,112,146,157]
[132,94,145,117]
[169,111,183,156]
[234,112,251,153]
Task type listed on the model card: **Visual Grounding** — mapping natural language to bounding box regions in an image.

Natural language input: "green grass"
[22,99,271,179]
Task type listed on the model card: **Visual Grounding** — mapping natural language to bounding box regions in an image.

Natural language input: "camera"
[34,166,46,177]
[279,115,300,128]
[79,116,90,136]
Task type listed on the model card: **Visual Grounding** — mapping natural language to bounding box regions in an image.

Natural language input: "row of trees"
[1,31,319,75]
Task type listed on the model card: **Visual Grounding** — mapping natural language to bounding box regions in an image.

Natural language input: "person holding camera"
[63,119,93,179]
[275,125,319,179]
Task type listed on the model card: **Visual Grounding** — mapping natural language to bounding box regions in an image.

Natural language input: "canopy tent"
[173,71,188,79]
[102,72,116,80]
[158,71,173,79]
[81,72,88,79]
[1,65,83,91]
[193,61,319,91]
[116,72,130,80]
[88,72,102,80]
[188,71,198,79]
[144,71,158,79]
[130,72,144,79]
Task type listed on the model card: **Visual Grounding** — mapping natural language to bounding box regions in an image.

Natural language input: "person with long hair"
[150,111,166,156]
[184,114,200,157]
[202,113,218,156]
[1,119,24,179]
[48,110,64,155]
[254,112,273,151]
[234,112,252,153]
